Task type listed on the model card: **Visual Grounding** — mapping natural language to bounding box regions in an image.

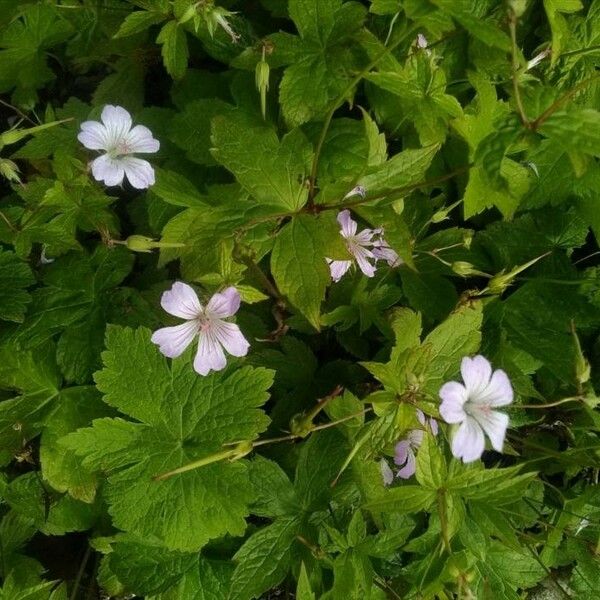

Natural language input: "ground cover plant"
[0,0,600,598]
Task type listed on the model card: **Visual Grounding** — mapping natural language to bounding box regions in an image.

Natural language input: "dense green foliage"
[1,0,600,598]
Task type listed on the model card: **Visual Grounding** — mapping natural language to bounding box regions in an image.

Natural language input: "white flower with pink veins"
[78,105,159,189]
[151,282,250,376]
[326,210,402,282]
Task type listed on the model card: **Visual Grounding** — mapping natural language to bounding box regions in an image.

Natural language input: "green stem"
[154,409,371,480]
[437,489,451,553]
[0,210,17,232]
[531,74,600,130]
[153,448,239,481]
[70,544,91,600]
[518,396,583,409]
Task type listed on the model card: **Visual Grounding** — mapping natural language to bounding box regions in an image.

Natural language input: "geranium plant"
[0,0,599,598]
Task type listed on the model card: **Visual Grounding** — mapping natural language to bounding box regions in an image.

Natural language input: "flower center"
[108,141,132,159]
[465,400,491,417]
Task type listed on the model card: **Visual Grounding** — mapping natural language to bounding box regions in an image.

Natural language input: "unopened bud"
[452,261,477,277]
[343,185,366,200]
[463,230,473,249]
[212,8,240,43]
[0,158,21,183]
[230,440,254,461]
[431,209,450,223]
[572,324,591,385]
[289,413,313,438]
[178,3,197,24]
[255,57,270,119]
[487,271,512,295]
[486,252,550,295]
[125,235,184,253]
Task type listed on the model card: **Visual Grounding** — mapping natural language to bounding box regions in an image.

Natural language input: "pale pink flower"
[78,105,159,189]
[372,236,403,268]
[393,410,438,479]
[151,283,249,376]
[326,210,379,282]
[381,410,438,484]
[439,355,513,463]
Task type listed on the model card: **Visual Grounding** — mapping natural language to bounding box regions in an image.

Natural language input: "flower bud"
[255,57,270,119]
[486,252,550,295]
[431,209,450,223]
[572,326,591,385]
[451,261,477,277]
[178,3,197,25]
[463,230,473,249]
[126,235,157,253]
[0,158,21,183]
[289,412,313,438]
[487,271,512,295]
[230,440,254,461]
[125,235,184,253]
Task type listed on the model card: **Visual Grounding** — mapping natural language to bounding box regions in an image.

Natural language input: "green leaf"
[295,429,349,511]
[448,464,537,505]
[62,326,274,551]
[157,20,189,79]
[211,112,311,211]
[357,145,439,198]
[271,214,338,329]
[431,0,511,50]
[114,10,166,38]
[230,516,301,600]
[152,169,208,207]
[417,301,484,395]
[39,386,110,503]
[169,98,234,167]
[416,432,447,489]
[543,0,583,64]
[0,342,60,465]
[0,250,34,322]
[296,563,315,600]
[248,456,299,518]
[539,108,600,157]
[109,541,196,595]
[364,486,437,513]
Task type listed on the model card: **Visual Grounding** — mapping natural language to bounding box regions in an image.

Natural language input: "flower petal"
[380,459,394,486]
[354,229,376,245]
[161,282,202,319]
[472,409,509,452]
[429,418,439,436]
[352,246,377,278]
[337,210,357,237]
[91,154,125,187]
[151,321,198,358]
[439,381,468,423]
[372,240,402,267]
[475,369,514,407]
[207,287,241,318]
[397,448,417,479]
[213,321,250,357]
[124,124,160,154]
[394,440,410,467]
[101,105,132,146]
[461,355,492,396]
[78,121,109,150]
[121,156,155,189]
[451,417,485,463]
[193,329,227,376]
[327,259,352,282]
